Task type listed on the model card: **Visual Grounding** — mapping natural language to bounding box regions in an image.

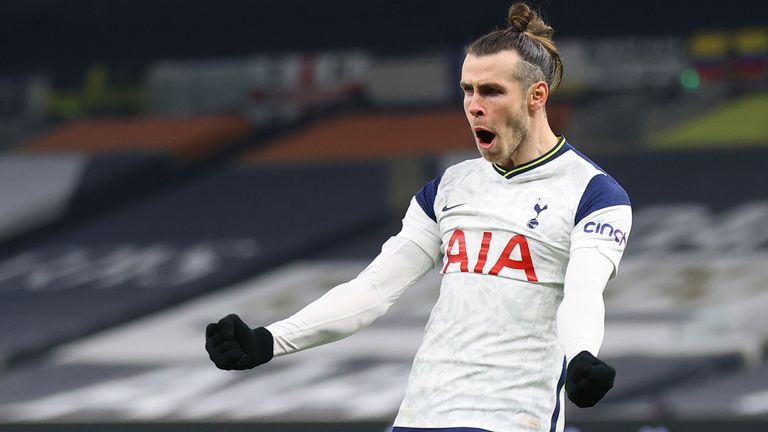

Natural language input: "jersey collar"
[491,136,570,179]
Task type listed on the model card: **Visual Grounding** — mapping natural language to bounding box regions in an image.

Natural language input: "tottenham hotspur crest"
[527,199,548,229]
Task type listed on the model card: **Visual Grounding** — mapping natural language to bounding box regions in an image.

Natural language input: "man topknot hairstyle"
[466,2,563,93]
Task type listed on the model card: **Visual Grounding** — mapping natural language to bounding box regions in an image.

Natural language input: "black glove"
[565,350,615,407]
[205,313,274,370]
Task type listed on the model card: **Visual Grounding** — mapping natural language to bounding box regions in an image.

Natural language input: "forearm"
[266,236,435,356]
[557,247,613,362]
[266,278,392,356]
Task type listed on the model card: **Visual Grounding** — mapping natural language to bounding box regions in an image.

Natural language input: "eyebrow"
[459,82,506,92]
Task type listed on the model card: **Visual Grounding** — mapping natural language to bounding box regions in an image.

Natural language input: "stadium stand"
[0,159,393,370]
[0,115,256,273]
[20,116,249,160]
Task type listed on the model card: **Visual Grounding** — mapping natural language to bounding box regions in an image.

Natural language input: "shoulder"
[564,148,631,225]
[575,174,630,222]
[414,158,484,221]
[443,157,486,178]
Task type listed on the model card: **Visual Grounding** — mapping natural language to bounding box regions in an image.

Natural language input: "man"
[206,2,631,431]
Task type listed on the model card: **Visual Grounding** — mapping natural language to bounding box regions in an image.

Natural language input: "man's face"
[460,51,530,166]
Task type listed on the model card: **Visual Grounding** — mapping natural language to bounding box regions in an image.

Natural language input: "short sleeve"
[398,178,442,264]
[571,174,632,276]
[414,175,441,222]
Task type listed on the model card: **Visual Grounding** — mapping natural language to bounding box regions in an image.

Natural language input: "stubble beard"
[485,111,529,168]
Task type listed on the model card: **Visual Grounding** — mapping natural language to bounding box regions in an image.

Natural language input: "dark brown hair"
[466,2,563,92]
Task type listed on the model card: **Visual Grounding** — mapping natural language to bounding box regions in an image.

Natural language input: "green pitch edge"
[651,93,768,149]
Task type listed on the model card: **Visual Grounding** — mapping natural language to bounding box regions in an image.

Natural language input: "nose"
[467,95,485,118]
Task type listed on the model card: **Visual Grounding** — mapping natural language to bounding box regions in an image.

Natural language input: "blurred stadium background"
[1,0,768,431]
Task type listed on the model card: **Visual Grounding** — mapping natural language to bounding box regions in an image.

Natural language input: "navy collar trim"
[491,136,570,179]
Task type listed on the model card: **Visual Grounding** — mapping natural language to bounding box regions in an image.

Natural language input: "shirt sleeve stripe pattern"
[415,175,442,222]
[575,174,631,225]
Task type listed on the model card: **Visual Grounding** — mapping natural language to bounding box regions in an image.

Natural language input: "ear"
[528,81,549,112]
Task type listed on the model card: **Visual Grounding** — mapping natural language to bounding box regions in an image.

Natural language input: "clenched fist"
[205,314,274,370]
[565,351,615,407]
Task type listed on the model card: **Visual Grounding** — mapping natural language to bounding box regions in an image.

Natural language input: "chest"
[434,172,578,281]
[436,174,574,242]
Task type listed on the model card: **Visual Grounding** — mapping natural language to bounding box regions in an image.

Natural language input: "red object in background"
[20,115,250,161]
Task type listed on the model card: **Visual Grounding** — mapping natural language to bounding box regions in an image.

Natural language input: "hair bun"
[507,2,534,32]
[507,2,555,38]
[466,1,563,93]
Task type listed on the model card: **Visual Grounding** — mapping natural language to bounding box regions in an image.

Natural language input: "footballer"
[206,2,631,431]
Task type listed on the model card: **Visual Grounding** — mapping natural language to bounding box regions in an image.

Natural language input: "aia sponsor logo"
[442,229,538,282]
[584,219,627,246]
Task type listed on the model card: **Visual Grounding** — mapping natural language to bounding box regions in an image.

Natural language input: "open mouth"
[474,128,497,149]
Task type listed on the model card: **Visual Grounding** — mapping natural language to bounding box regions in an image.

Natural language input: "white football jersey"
[393,137,632,432]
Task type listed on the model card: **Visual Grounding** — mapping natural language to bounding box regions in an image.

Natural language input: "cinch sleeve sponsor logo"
[583,220,627,246]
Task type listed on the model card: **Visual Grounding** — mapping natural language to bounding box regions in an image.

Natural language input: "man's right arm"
[206,196,441,369]
[268,195,441,356]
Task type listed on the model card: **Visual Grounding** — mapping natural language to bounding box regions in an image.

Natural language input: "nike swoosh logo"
[442,203,466,212]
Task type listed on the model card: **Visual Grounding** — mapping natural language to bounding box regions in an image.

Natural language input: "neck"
[500,122,559,169]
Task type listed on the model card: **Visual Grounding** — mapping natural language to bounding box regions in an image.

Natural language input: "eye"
[482,87,503,96]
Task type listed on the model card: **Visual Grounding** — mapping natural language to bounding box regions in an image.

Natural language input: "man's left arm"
[557,246,616,408]
[559,174,632,407]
